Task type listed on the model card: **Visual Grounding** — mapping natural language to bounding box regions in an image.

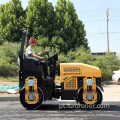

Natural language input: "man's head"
[29,38,37,47]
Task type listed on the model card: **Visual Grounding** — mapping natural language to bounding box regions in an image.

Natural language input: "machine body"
[18,30,103,109]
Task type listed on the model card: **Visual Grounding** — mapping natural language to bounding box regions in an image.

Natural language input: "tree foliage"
[37,36,49,49]
[55,0,89,53]
[0,0,25,42]
[26,0,56,40]
[26,0,90,54]
[51,36,66,53]
[0,0,89,53]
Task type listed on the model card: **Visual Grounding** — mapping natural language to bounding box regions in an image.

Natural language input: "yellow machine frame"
[60,63,101,104]
[25,76,39,104]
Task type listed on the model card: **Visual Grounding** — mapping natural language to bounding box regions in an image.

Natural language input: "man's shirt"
[26,45,37,60]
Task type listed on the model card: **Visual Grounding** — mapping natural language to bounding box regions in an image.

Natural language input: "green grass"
[55,76,60,85]
[0,76,19,82]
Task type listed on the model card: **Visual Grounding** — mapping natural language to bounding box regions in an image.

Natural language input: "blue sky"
[1,0,120,55]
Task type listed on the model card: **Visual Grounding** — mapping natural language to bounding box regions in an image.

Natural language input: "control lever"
[46,51,52,57]
[46,51,49,57]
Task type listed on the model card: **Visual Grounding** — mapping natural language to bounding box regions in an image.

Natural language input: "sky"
[0,0,120,55]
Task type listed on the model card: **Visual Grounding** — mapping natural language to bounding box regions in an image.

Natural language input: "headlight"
[28,80,35,86]
[86,79,94,86]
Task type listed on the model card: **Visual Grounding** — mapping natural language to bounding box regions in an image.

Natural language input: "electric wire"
[78,8,120,23]
[87,32,120,37]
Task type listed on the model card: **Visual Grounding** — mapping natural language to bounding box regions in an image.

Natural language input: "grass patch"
[0,76,19,82]
[55,76,60,85]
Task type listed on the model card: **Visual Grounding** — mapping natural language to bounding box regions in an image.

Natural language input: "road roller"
[18,30,103,109]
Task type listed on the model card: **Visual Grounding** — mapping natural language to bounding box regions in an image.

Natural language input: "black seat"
[23,53,27,59]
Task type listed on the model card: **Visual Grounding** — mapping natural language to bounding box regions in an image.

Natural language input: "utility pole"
[106,8,109,53]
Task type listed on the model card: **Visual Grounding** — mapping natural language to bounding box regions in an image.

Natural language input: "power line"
[77,9,106,13]
[79,15,105,18]
[78,8,120,23]
[78,8,120,13]
[80,17,106,20]
[79,16,120,21]
[87,32,120,35]
[110,21,120,23]
[78,9,120,17]
[83,20,106,23]
[82,19,105,21]
[110,18,120,20]
[87,32,120,37]
[78,12,105,16]
[109,16,120,18]
[110,11,120,13]
[109,8,120,11]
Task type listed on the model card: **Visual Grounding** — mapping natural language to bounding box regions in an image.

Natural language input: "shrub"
[75,48,120,81]
[0,42,20,77]
[0,41,120,82]
[0,58,19,76]
[92,54,120,81]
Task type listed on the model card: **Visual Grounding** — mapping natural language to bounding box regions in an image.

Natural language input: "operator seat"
[22,53,41,72]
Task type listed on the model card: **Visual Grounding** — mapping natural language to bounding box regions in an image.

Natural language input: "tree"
[0,0,25,42]
[37,36,49,49]
[26,0,56,40]
[51,36,66,53]
[55,0,90,53]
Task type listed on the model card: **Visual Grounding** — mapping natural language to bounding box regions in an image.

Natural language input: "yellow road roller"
[18,30,103,109]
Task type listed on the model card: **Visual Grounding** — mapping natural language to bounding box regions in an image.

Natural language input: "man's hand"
[44,50,49,53]
[40,57,45,61]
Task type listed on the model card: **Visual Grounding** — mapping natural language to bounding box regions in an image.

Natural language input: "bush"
[0,42,20,77]
[0,35,3,45]
[56,53,70,75]
[0,41,120,82]
[74,48,120,81]
[45,46,120,81]
[92,54,120,81]
[0,58,19,76]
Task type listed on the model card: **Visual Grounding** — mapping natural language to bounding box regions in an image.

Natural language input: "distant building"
[91,52,116,56]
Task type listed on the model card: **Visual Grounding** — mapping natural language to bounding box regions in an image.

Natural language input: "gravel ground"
[0,82,18,86]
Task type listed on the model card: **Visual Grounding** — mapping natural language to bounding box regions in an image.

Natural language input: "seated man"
[26,38,49,79]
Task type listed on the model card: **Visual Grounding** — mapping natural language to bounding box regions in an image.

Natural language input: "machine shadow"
[37,103,120,111]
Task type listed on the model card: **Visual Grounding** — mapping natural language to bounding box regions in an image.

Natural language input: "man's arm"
[37,50,49,56]
[31,53,45,60]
